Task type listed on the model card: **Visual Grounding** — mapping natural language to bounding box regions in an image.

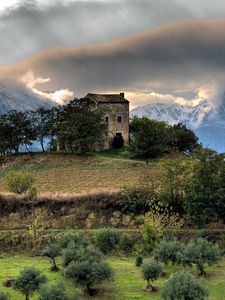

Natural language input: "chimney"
[120,92,125,98]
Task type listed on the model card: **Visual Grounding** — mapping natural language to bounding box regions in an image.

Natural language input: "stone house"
[85,92,130,150]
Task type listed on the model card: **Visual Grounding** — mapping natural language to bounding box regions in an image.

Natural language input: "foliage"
[185,148,225,226]
[39,281,80,300]
[0,293,10,300]
[60,232,90,250]
[182,237,222,276]
[135,256,143,267]
[13,267,47,300]
[5,170,36,195]
[155,238,183,265]
[141,259,162,290]
[42,241,61,271]
[112,134,124,149]
[95,228,120,254]
[161,270,208,300]
[129,117,170,158]
[117,187,150,214]
[5,231,19,259]
[168,123,199,153]
[120,234,135,255]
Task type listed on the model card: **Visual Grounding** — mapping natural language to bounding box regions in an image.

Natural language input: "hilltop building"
[85,92,130,150]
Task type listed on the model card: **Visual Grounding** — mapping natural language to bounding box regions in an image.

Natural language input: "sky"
[1,0,225,107]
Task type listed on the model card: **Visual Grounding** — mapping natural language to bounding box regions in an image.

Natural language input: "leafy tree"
[185,148,225,226]
[129,117,169,158]
[6,231,19,259]
[168,123,199,153]
[39,281,79,300]
[154,238,183,265]
[182,238,222,276]
[5,170,36,195]
[141,259,162,291]
[95,228,120,254]
[60,232,90,250]
[66,258,113,295]
[13,267,47,300]
[135,256,143,267]
[161,270,208,300]
[56,98,106,155]
[42,241,61,271]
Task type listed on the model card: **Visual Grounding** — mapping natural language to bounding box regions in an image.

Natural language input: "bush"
[95,228,120,254]
[5,170,36,195]
[120,234,135,255]
[14,267,47,300]
[154,238,183,265]
[182,237,222,276]
[161,271,208,300]
[135,256,143,267]
[39,281,80,300]
[141,259,162,291]
[60,232,90,250]
[112,135,124,149]
[0,293,10,300]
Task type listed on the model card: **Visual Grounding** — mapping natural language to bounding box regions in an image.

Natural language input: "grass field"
[0,152,160,194]
[0,254,225,299]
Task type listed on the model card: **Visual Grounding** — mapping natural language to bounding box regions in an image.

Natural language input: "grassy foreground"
[0,254,225,299]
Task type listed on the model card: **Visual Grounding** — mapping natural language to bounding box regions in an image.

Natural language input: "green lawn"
[0,254,225,299]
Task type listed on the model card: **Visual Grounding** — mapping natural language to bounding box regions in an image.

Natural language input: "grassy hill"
[0,152,160,195]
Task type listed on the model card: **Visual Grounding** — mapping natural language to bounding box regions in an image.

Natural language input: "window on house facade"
[118,116,122,123]
[105,116,109,122]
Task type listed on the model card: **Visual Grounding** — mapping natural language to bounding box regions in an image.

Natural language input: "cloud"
[2,18,225,107]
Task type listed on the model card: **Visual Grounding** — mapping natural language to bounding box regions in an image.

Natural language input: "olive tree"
[154,238,183,265]
[141,259,162,291]
[13,267,47,300]
[182,238,222,276]
[162,271,208,300]
[42,242,61,271]
[39,281,79,300]
[0,293,10,300]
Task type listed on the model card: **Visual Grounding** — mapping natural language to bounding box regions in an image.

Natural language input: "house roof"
[85,93,129,104]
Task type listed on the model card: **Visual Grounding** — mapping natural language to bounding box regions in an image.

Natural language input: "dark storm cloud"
[2,18,225,104]
[1,0,225,65]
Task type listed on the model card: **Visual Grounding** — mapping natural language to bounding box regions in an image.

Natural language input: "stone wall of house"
[97,102,129,149]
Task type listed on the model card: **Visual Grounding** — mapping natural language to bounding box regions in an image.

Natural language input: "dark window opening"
[105,116,109,122]
[116,132,122,137]
[118,116,122,123]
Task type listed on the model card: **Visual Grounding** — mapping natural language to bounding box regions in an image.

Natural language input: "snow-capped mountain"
[131,100,225,152]
[0,82,54,114]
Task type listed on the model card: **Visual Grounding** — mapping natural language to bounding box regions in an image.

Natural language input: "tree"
[39,281,79,300]
[120,234,135,256]
[168,123,199,153]
[60,232,90,250]
[182,238,222,276]
[0,293,10,300]
[161,271,208,300]
[42,241,61,271]
[56,98,106,155]
[129,117,169,158]
[141,259,162,291]
[95,228,120,254]
[185,148,225,226]
[154,238,183,265]
[13,267,47,300]
[66,258,113,295]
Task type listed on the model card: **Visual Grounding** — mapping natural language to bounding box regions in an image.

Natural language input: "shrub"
[95,228,120,254]
[135,256,143,267]
[120,234,135,255]
[13,267,47,300]
[182,237,222,276]
[65,248,113,295]
[141,259,162,291]
[0,293,10,300]
[60,232,90,250]
[154,238,183,265]
[39,281,80,300]
[42,241,61,271]
[5,170,36,195]
[161,271,208,300]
